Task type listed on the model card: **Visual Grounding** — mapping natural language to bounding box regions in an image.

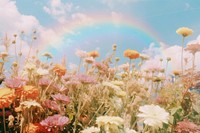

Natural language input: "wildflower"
[36,68,49,76]
[52,64,66,76]
[22,85,39,99]
[137,104,169,128]
[25,62,36,71]
[112,44,117,51]
[84,57,95,64]
[1,51,8,58]
[118,63,130,71]
[124,49,140,59]
[42,52,53,59]
[115,57,120,62]
[176,27,193,37]
[43,100,60,112]
[0,88,15,108]
[40,114,69,129]
[88,50,99,58]
[140,54,149,61]
[96,116,124,131]
[185,43,200,54]
[175,119,200,133]
[110,80,124,86]
[93,62,108,72]
[76,74,96,84]
[23,123,50,133]
[81,126,100,133]
[173,70,181,76]
[51,93,70,104]
[166,57,171,61]
[20,100,42,109]
[102,81,121,91]
[75,49,88,58]
[4,78,24,96]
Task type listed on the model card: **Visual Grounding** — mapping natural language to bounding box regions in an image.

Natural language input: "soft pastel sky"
[1,0,200,71]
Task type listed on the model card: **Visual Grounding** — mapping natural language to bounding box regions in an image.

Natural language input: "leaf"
[170,106,182,115]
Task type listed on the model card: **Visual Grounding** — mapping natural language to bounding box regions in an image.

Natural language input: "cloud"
[141,41,200,74]
[43,0,73,23]
[101,0,138,8]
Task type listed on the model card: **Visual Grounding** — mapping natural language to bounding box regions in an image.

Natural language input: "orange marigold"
[53,64,66,76]
[22,86,39,100]
[124,49,140,59]
[88,51,99,58]
[0,88,15,108]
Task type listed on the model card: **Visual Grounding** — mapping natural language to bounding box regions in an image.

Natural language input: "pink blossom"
[175,119,200,133]
[43,100,60,112]
[51,93,70,104]
[40,114,69,128]
[39,78,51,87]
[5,78,24,89]
[93,62,108,72]
[118,63,130,71]
[75,49,88,58]
[76,74,96,84]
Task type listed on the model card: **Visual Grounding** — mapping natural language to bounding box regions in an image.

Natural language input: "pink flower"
[76,74,96,84]
[5,78,24,89]
[175,119,200,133]
[39,78,51,87]
[93,62,108,72]
[75,49,88,58]
[51,93,70,104]
[185,43,200,55]
[43,100,60,112]
[40,114,69,129]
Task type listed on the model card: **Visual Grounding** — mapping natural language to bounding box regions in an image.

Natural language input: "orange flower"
[0,88,15,108]
[88,51,99,58]
[53,64,66,76]
[124,49,140,59]
[22,86,39,100]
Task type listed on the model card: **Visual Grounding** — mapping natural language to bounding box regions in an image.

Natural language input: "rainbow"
[41,13,163,61]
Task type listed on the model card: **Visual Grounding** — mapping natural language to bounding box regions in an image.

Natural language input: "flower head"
[81,126,100,133]
[124,49,140,59]
[75,49,88,58]
[51,93,70,104]
[22,85,39,99]
[40,114,69,129]
[43,100,60,112]
[175,119,200,133]
[176,27,193,37]
[42,52,53,59]
[76,74,96,84]
[96,115,124,127]
[36,68,49,76]
[88,51,99,58]
[0,88,15,108]
[84,57,95,64]
[20,100,42,109]
[52,64,66,76]
[137,104,169,128]
[185,43,200,55]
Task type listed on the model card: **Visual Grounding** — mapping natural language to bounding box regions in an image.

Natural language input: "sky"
[1,0,200,71]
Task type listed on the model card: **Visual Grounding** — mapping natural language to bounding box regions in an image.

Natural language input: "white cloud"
[101,0,138,8]
[43,0,73,23]
[141,42,200,74]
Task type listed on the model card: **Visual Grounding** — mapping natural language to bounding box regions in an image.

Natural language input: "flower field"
[0,27,200,133]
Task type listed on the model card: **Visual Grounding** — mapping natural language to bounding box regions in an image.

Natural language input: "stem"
[77,58,82,74]
[129,59,132,76]
[27,39,33,60]
[165,61,168,77]
[181,37,185,75]
[73,100,81,133]
[192,53,195,72]
[3,107,6,133]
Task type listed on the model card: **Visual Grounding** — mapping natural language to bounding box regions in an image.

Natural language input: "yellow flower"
[173,70,181,76]
[124,49,140,59]
[176,27,193,37]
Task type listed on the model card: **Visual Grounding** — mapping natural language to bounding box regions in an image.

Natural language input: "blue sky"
[1,0,200,69]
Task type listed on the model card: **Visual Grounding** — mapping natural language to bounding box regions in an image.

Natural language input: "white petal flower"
[96,115,124,127]
[81,126,100,133]
[137,104,169,128]
[36,68,49,76]
[20,100,42,109]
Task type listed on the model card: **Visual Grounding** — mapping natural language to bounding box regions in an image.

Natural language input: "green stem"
[3,107,6,133]
[181,37,185,75]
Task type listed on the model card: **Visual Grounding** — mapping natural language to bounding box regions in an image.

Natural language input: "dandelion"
[137,104,169,128]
